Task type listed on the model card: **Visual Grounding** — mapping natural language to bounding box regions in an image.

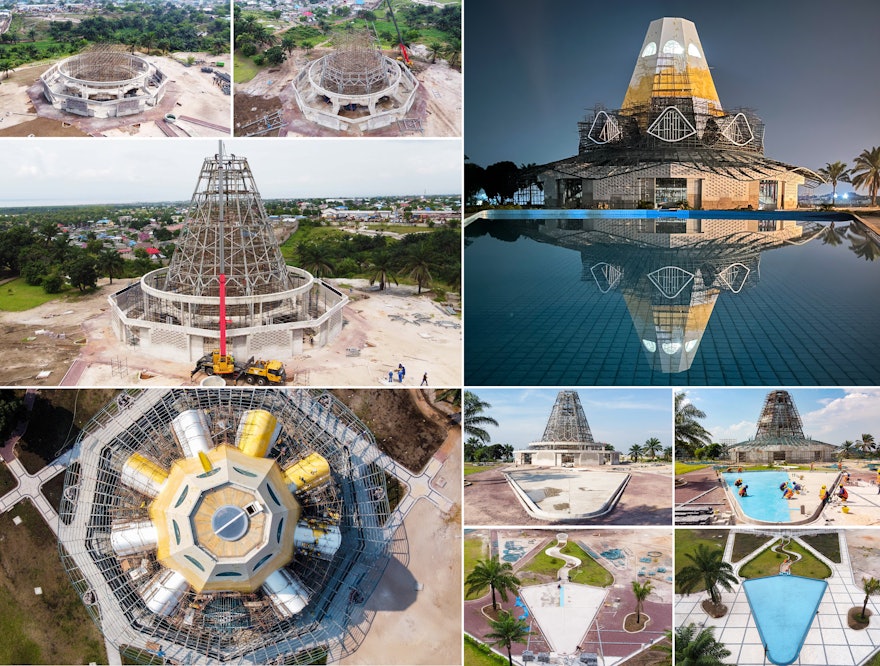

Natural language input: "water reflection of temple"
[522,218,826,373]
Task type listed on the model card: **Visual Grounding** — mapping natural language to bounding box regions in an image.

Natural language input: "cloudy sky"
[468,388,671,450]
[0,138,462,206]
[465,0,880,196]
[679,388,880,446]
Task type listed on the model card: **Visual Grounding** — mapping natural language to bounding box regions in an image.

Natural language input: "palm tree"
[281,31,296,56]
[629,443,643,462]
[675,392,712,458]
[97,248,124,284]
[368,251,398,291]
[663,446,673,462]
[644,437,662,460]
[857,433,875,457]
[817,161,851,206]
[859,576,880,620]
[677,544,738,610]
[464,555,520,611]
[840,440,856,458]
[675,623,731,666]
[404,242,433,294]
[848,229,880,262]
[851,146,880,206]
[464,391,498,443]
[435,388,461,407]
[296,242,334,278]
[485,610,530,666]
[632,580,653,623]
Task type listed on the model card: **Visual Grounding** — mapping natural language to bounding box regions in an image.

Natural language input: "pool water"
[742,574,827,665]
[465,215,880,385]
[722,471,801,522]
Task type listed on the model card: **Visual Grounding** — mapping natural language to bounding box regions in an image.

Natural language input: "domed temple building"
[728,390,837,464]
[530,17,820,210]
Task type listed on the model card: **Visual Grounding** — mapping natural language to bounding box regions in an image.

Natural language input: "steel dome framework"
[58,389,402,664]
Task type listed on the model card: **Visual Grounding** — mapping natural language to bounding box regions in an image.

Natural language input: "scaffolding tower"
[754,390,805,440]
[541,391,595,443]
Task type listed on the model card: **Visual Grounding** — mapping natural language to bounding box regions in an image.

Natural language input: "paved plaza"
[675,531,880,666]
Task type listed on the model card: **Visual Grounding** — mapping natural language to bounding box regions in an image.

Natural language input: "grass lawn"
[731,532,772,562]
[739,539,832,579]
[0,278,60,311]
[233,52,260,83]
[464,463,503,476]
[463,535,488,600]
[0,461,17,495]
[801,532,842,563]
[675,529,729,594]
[464,635,507,666]
[675,462,711,476]
[518,539,613,587]
[0,501,106,665]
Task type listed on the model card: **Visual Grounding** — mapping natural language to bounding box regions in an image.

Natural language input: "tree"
[465,555,520,611]
[632,580,652,623]
[281,31,296,55]
[484,610,530,666]
[483,161,520,204]
[66,251,98,292]
[97,248,124,284]
[675,392,712,458]
[464,391,498,444]
[859,576,880,621]
[840,440,855,458]
[404,242,433,294]
[857,433,875,457]
[677,544,738,610]
[264,45,286,65]
[368,251,398,291]
[297,242,334,278]
[851,146,880,206]
[629,444,643,462]
[817,161,851,206]
[644,437,662,460]
[675,623,731,666]
[464,160,486,205]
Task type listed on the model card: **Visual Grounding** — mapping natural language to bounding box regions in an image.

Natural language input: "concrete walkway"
[0,457,64,535]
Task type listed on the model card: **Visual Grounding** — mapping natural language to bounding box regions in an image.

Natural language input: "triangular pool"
[742,574,828,665]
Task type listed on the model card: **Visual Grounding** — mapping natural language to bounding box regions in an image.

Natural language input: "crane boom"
[384,0,410,65]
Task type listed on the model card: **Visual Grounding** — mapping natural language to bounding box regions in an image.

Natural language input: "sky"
[680,388,880,446]
[0,138,462,206]
[469,388,671,450]
[465,0,880,196]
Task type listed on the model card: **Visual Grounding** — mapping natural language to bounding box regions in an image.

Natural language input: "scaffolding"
[755,390,805,440]
[540,391,595,443]
[107,145,347,362]
[58,389,403,665]
[319,31,390,96]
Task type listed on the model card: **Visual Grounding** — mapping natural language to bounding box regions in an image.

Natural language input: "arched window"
[641,41,657,57]
[662,40,684,55]
[688,43,701,57]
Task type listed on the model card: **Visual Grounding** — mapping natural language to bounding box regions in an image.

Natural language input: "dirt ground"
[332,389,451,473]
[0,52,230,138]
[234,47,461,137]
[847,530,880,584]
[0,277,462,387]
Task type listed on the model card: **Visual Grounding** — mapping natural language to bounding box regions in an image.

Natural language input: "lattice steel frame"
[58,389,403,665]
[319,31,389,96]
[540,391,595,443]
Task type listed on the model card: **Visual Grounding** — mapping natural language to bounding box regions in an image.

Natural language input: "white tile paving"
[675,532,880,665]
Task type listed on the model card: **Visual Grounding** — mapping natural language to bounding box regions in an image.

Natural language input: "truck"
[191,351,287,385]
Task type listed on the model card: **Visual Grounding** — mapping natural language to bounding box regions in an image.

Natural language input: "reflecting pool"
[465,213,880,385]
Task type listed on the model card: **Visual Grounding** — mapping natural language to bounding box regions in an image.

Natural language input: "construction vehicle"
[191,351,287,385]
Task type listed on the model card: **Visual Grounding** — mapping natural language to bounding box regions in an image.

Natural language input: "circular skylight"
[212,505,249,541]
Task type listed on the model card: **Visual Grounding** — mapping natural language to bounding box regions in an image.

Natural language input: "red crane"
[384,0,411,66]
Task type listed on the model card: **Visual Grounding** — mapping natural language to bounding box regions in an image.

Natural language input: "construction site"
[57,389,399,663]
[234,34,461,138]
[0,45,231,137]
[109,142,348,371]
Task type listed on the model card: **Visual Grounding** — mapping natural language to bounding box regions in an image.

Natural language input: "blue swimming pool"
[465,213,880,385]
[722,471,799,522]
[742,574,827,665]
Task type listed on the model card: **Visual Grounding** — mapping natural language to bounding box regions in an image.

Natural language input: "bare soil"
[624,612,650,632]
[0,52,230,137]
[701,599,728,618]
[234,47,460,137]
[848,607,871,630]
[332,388,448,473]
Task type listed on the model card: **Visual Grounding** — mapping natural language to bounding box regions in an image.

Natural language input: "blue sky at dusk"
[465,0,880,196]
